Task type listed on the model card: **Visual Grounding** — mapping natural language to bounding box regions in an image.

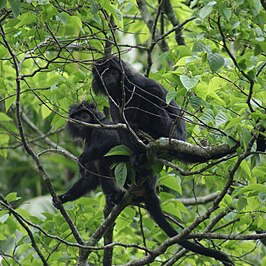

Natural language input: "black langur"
[55,102,233,265]
[257,129,266,152]
[91,57,234,265]
[53,102,123,266]
[54,102,123,206]
[92,56,186,151]
[92,56,234,163]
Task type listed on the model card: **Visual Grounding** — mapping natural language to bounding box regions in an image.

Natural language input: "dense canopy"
[0,1,265,265]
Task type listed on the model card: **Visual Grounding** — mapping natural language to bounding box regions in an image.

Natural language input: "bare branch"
[161,0,186,45]
[148,138,239,162]
[178,192,219,206]
[136,0,169,52]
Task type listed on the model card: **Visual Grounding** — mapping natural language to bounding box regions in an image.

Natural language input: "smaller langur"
[53,102,124,206]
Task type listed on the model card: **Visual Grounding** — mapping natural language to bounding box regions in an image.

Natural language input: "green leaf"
[166,91,177,105]
[15,13,36,28]
[57,13,82,36]
[208,90,226,105]
[190,96,204,110]
[161,175,182,194]
[248,0,262,16]
[65,16,83,36]
[193,82,208,100]
[201,109,215,124]
[105,145,132,156]
[239,127,252,150]
[0,134,9,158]
[223,194,232,205]
[199,5,213,19]
[114,163,127,187]
[51,115,65,130]
[258,192,266,203]
[90,0,100,13]
[0,0,7,10]
[215,111,229,126]
[208,53,224,72]
[234,184,266,196]
[163,202,182,219]
[8,0,21,17]
[180,75,199,90]
[0,213,9,224]
[5,192,17,202]
[41,104,52,120]
[221,8,232,21]
[240,160,251,178]
[0,112,12,122]
[98,0,124,30]
[112,9,124,30]
[192,41,208,52]
[237,198,247,211]
[175,200,189,214]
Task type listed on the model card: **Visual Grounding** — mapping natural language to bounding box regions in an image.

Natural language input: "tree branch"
[148,138,239,162]
[0,22,83,245]
[178,192,219,206]
[161,0,186,45]
[136,0,169,52]
[77,188,134,265]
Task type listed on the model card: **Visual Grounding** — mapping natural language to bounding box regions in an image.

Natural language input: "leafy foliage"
[0,0,265,265]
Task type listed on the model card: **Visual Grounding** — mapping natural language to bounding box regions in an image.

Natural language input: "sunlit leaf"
[0,214,9,224]
[6,192,17,202]
[166,91,177,105]
[0,112,12,122]
[234,184,266,196]
[8,0,21,17]
[180,75,199,90]
[199,5,213,19]
[105,145,132,156]
[215,111,229,126]
[161,175,182,194]
[248,0,262,16]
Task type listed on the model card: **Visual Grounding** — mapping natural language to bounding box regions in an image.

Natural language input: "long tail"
[144,190,234,266]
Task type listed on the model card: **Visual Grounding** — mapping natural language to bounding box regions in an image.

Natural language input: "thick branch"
[136,0,169,52]
[178,192,219,206]
[148,138,239,162]
[191,232,266,241]
[77,188,133,266]
[162,0,186,45]
[103,203,115,266]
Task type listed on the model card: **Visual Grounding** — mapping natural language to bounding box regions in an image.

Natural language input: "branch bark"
[136,0,169,52]
[77,188,133,265]
[161,0,186,45]
[147,138,239,162]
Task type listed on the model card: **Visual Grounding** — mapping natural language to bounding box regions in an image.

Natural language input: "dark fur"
[91,58,234,265]
[92,56,186,153]
[92,56,232,162]
[55,101,233,265]
[55,102,123,205]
